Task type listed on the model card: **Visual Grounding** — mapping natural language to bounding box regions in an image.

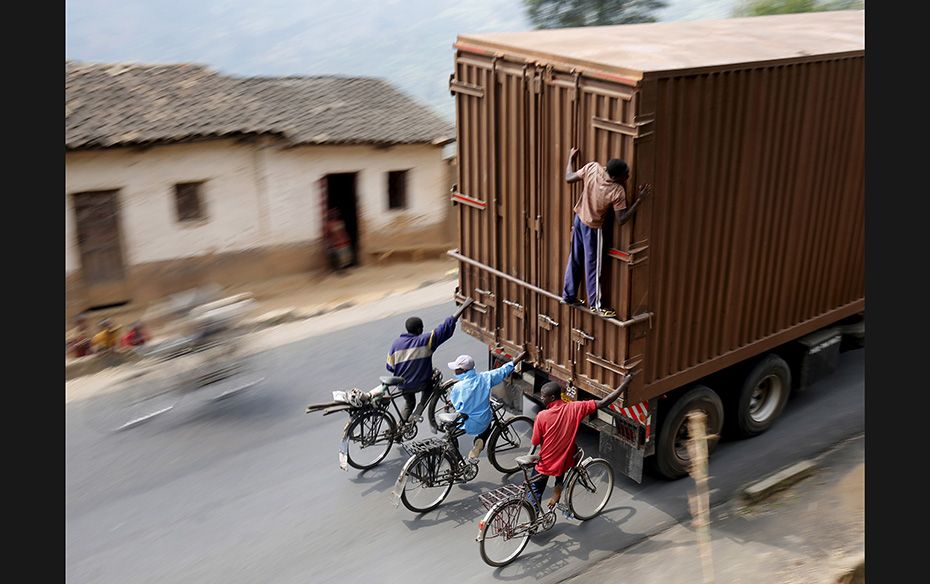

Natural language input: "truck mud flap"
[598,430,645,484]
[588,417,645,483]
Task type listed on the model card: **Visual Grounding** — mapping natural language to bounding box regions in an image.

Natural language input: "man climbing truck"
[447,11,864,481]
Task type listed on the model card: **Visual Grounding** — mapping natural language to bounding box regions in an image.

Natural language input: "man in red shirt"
[530,372,637,508]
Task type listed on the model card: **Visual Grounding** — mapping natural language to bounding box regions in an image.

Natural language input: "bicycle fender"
[476,500,514,542]
[390,471,407,508]
[391,455,419,508]
[337,418,354,471]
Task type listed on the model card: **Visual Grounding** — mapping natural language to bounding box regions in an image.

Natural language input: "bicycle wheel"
[82,364,183,434]
[182,340,267,405]
[400,450,456,513]
[344,410,396,470]
[479,498,536,567]
[567,458,615,520]
[427,380,456,431]
[487,415,535,474]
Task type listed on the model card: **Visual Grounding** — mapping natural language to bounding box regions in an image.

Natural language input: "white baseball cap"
[447,354,475,371]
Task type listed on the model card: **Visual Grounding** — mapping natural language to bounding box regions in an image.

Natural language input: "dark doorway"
[324,172,360,266]
[72,190,131,306]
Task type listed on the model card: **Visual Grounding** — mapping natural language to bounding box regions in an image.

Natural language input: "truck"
[447,10,864,481]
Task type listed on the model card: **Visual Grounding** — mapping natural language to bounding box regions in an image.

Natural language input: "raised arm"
[565,147,584,183]
[615,184,651,226]
[487,351,528,386]
[596,371,638,410]
[428,298,476,350]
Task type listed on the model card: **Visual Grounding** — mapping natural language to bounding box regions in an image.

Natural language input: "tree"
[523,0,668,29]
[734,0,863,17]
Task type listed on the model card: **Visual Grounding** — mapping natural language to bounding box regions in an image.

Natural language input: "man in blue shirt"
[387,299,474,423]
[448,351,527,461]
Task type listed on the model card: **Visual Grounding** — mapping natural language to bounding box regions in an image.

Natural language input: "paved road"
[66,295,864,584]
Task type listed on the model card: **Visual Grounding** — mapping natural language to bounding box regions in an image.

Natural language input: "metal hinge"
[449,79,485,98]
[571,328,594,346]
[538,314,559,330]
[502,299,524,319]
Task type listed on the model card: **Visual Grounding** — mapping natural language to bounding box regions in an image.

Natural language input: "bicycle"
[82,293,267,434]
[475,448,615,567]
[306,368,455,471]
[391,396,534,513]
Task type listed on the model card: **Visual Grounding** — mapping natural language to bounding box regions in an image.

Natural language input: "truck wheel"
[654,386,724,480]
[730,354,791,438]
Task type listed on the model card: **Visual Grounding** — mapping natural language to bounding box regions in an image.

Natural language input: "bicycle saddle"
[380,376,405,386]
[515,454,540,468]
[436,412,460,426]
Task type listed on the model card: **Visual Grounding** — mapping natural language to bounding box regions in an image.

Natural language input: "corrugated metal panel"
[566,75,639,396]
[534,69,581,383]
[634,55,864,402]
[495,61,532,355]
[453,55,497,345]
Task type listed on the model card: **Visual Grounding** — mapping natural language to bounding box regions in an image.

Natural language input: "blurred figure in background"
[93,318,121,354]
[120,321,149,349]
[324,208,353,271]
[67,313,93,358]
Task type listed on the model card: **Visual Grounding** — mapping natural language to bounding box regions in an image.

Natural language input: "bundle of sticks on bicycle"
[304,297,638,566]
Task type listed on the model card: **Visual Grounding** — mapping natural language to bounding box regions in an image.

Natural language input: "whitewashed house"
[66,61,454,315]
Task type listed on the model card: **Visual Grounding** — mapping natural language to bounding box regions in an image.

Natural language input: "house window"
[387,170,408,210]
[174,182,206,222]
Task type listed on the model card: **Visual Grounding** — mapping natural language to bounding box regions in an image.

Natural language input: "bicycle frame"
[476,448,589,543]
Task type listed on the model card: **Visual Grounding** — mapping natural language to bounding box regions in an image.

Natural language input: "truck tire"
[654,385,724,480]
[730,354,791,438]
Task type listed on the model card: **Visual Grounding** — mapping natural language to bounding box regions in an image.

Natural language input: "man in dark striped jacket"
[386,299,474,423]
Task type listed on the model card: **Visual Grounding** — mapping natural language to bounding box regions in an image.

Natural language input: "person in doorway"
[386,299,474,425]
[530,372,637,508]
[324,209,353,271]
[447,351,527,461]
[561,147,650,317]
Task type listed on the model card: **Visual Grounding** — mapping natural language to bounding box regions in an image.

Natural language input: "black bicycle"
[476,448,615,567]
[306,368,454,471]
[391,396,534,513]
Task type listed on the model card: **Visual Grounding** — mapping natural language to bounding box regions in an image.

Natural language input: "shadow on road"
[487,508,644,581]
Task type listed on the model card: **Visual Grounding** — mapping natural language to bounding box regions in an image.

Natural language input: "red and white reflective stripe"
[608,248,631,262]
[609,401,650,425]
[451,192,487,210]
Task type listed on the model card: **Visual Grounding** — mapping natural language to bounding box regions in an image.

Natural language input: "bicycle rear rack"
[400,437,447,457]
[478,484,525,512]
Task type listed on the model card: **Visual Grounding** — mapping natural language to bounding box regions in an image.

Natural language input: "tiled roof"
[66,61,454,149]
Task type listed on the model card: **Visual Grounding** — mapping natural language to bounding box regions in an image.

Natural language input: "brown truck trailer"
[448,11,864,481]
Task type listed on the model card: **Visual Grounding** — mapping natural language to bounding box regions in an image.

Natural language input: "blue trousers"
[562,214,605,309]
